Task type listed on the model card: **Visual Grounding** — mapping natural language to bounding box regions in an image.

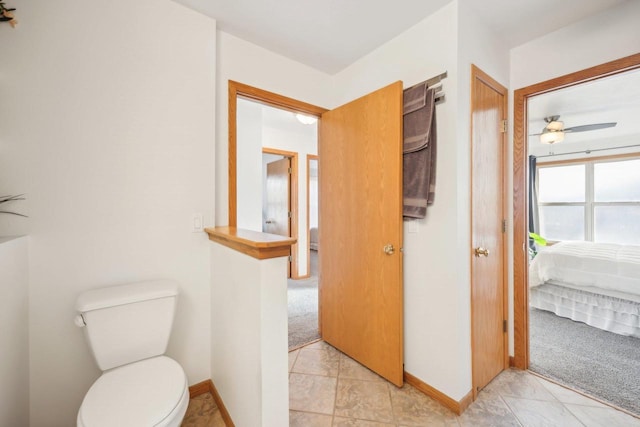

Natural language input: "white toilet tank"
[76,280,179,371]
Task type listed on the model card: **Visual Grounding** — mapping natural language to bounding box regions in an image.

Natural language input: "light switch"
[192,213,204,233]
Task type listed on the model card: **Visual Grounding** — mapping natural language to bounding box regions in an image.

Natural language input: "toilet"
[75,280,189,427]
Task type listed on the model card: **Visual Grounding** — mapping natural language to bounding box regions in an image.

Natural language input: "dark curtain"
[528,155,539,252]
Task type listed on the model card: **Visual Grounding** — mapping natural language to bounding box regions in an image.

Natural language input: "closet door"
[319,81,404,386]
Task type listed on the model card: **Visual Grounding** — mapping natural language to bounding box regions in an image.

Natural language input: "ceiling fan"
[531,115,617,144]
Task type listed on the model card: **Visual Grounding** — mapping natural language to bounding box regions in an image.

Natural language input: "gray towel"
[403,82,437,219]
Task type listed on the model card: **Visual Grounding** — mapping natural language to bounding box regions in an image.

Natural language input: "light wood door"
[470,65,508,394]
[264,158,291,237]
[319,81,404,386]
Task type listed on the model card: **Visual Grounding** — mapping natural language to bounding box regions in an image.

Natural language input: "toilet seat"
[77,356,188,427]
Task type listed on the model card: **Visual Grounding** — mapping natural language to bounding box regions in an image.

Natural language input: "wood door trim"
[204,226,296,260]
[470,64,508,397]
[512,53,640,370]
[228,81,328,227]
[189,380,212,398]
[263,147,300,278]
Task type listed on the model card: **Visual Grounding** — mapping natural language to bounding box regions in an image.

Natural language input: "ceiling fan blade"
[529,132,543,136]
[564,122,617,133]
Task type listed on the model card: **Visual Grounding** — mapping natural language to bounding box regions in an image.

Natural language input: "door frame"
[470,64,508,397]
[263,147,299,278]
[512,53,640,369]
[228,80,327,228]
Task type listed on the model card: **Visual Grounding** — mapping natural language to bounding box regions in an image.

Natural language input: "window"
[537,157,640,245]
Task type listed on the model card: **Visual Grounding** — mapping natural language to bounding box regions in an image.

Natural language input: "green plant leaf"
[529,232,547,246]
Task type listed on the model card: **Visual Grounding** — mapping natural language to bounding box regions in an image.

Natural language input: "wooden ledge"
[205,226,296,260]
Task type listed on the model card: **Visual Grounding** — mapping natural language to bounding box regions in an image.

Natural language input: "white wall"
[332,1,472,399]
[210,242,289,427]
[237,99,265,230]
[0,1,217,425]
[309,161,319,229]
[508,0,640,354]
[456,0,511,366]
[0,236,29,426]
[215,31,333,226]
[335,3,452,398]
[330,0,511,400]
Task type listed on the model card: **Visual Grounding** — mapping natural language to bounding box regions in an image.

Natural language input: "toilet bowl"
[75,280,188,427]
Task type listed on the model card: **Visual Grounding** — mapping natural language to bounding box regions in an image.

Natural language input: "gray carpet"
[288,251,319,349]
[288,276,319,349]
[529,307,640,415]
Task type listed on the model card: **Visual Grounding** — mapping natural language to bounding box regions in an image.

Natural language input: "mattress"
[530,282,640,338]
[529,241,640,297]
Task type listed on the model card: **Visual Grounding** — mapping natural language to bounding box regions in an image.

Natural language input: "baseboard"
[188,380,235,426]
[189,380,212,398]
[403,371,473,415]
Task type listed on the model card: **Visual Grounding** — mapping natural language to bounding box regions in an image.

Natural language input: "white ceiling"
[173,0,624,74]
[528,68,640,157]
[465,0,624,49]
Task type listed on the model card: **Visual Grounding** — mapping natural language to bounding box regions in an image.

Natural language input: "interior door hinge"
[288,255,292,262]
[503,320,508,333]
[502,219,507,233]
[288,211,292,218]
[501,119,507,133]
[288,167,292,174]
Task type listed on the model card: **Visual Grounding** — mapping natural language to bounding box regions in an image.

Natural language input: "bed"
[529,241,640,338]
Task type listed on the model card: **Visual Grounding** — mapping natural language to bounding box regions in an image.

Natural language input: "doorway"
[512,53,640,368]
[512,53,640,414]
[230,82,324,349]
[228,80,405,385]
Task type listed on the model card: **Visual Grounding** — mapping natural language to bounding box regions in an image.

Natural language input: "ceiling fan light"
[547,120,564,131]
[540,131,564,144]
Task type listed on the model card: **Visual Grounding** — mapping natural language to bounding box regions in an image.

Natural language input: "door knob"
[474,247,490,257]
[383,244,395,255]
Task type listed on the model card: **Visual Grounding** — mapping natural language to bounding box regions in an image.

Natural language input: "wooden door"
[319,81,404,386]
[264,157,291,237]
[470,65,508,394]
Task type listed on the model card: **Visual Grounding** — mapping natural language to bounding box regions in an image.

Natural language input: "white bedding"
[530,283,640,338]
[529,241,640,298]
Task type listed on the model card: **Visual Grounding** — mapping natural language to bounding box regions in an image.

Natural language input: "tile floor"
[184,340,640,426]
[182,391,226,427]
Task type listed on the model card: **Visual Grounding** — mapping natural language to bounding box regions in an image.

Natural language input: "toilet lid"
[78,356,187,427]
